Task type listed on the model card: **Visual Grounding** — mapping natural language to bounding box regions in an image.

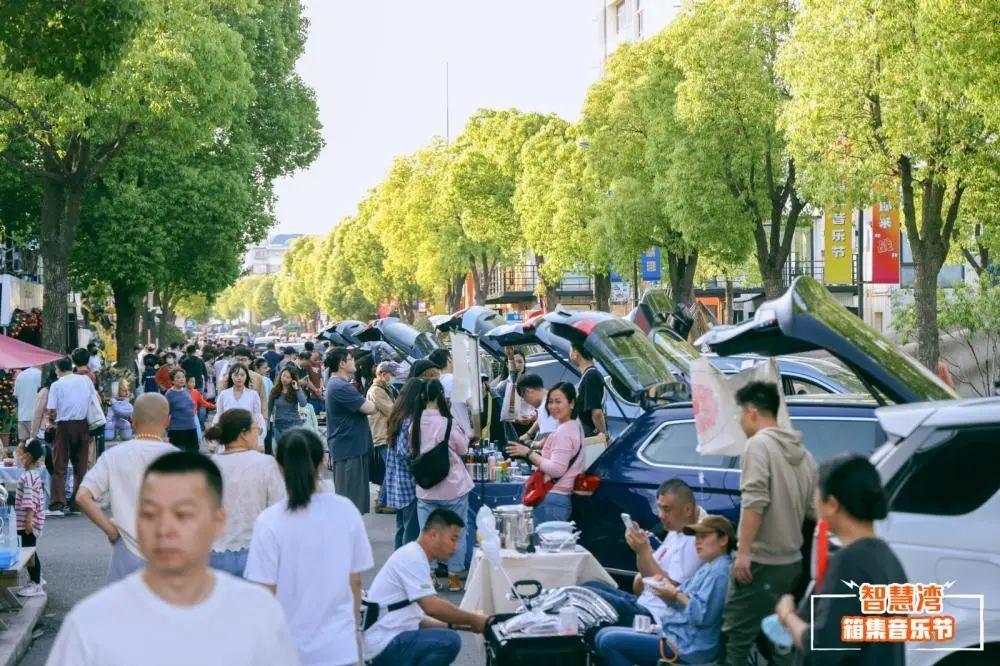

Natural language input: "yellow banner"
[824,204,854,285]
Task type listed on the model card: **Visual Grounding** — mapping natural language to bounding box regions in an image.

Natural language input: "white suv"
[873,397,1000,664]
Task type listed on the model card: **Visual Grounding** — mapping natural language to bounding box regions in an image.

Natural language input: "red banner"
[871,200,901,284]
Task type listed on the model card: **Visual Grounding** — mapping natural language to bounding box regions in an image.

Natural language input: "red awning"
[0,335,64,370]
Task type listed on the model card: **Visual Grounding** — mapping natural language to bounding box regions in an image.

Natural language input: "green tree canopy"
[778,0,1000,368]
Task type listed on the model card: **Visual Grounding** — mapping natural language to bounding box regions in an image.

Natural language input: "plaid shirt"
[382,417,416,509]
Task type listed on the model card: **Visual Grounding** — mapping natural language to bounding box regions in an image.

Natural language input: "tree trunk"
[535,255,560,312]
[445,274,465,312]
[593,273,611,312]
[666,250,698,305]
[112,283,141,373]
[40,178,84,352]
[469,258,485,306]
[912,256,941,371]
[724,277,734,325]
[760,262,785,301]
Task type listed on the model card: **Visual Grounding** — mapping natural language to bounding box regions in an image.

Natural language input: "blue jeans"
[533,491,572,525]
[395,499,421,549]
[417,494,469,574]
[210,549,248,578]
[582,582,652,628]
[594,627,661,666]
[272,420,303,444]
[370,628,461,666]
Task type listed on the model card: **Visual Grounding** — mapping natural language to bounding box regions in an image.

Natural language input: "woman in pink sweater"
[506,381,584,525]
[412,378,472,591]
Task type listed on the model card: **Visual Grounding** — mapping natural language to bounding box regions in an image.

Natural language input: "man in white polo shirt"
[46,357,97,515]
[76,393,177,584]
[364,508,486,665]
[584,478,705,627]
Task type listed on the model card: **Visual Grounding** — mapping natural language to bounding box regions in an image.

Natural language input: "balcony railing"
[486,264,595,303]
[700,259,858,291]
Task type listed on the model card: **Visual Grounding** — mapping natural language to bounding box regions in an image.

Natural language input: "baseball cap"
[682,515,736,546]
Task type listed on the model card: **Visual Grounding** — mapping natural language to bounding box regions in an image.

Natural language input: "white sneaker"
[16,583,44,598]
[44,508,64,517]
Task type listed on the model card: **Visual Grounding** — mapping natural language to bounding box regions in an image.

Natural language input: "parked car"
[572,276,957,579]
[871,397,1000,662]
[359,317,443,366]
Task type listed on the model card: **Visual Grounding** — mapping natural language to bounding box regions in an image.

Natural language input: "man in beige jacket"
[723,381,817,666]
[367,362,397,513]
[217,346,269,422]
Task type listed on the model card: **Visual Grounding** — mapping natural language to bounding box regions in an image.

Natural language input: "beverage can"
[558,607,577,635]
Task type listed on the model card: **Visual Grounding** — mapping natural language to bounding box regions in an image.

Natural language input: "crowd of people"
[2,334,906,666]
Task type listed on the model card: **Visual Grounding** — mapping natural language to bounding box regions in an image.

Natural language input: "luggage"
[485,613,593,665]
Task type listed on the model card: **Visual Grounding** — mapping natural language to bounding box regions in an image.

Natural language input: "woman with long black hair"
[383,378,425,548]
[245,427,374,666]
[775,453,907,665]
[412,378,472,592]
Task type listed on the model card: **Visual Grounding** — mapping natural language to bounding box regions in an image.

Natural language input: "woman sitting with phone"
[593,515,735,666]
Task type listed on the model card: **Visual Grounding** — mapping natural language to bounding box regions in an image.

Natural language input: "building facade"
[246,234,305,275]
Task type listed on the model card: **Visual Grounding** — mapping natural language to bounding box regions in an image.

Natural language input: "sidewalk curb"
[0,594,47,666]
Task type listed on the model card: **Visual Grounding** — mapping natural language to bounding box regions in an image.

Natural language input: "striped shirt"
[15,468,45,535]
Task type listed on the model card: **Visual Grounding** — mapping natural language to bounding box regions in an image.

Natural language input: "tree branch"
[941,180,965,242]
[899,156,922,253]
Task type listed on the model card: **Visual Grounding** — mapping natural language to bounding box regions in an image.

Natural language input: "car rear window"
[639,421,729,468]
[791,418,881,462]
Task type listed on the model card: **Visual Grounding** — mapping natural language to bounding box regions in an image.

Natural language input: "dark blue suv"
[534,278,956,577]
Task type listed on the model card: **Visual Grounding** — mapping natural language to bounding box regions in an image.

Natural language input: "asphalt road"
[19,507,483,665]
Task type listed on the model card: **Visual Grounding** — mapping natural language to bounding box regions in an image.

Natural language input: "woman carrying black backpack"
[410,378,472,593]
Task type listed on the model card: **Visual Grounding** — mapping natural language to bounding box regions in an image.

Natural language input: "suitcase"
[485,613,593,665]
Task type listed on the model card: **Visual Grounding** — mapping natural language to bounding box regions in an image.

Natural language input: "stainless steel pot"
[493,504,533,553]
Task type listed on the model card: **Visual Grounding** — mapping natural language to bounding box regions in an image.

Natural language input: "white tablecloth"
[459,547,617,616]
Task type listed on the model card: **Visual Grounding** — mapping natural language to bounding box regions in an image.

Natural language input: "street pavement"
[19,507,483,665]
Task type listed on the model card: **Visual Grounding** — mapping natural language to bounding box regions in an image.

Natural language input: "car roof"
[876,397,1000,439]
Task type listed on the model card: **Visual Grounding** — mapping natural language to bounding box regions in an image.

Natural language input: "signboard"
[824,204,854,285]
[641,247,661,281]
[871,199,901,284]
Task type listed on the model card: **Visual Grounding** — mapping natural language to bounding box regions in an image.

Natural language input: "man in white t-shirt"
[364,508,487,664]
[76,393,177,584]
[513,373,558,442]
[13,364,42,444]
[584,478,705,627]
[46,357,98,515]
[47,451,298,666]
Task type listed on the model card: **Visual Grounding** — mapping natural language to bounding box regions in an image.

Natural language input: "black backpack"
[409,418,453,489]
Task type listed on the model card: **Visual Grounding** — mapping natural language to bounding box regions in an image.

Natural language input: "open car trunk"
[696,277,959,404]
[359,317,442,363]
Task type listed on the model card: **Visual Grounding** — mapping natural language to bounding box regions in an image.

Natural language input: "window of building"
[254,249,266,259]
[615,0,632,37]
[888,426,1000,516]
[635,0,643,38]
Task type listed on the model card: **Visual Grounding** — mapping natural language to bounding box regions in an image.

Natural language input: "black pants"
[168,429,200,453]
[18,531,40,584]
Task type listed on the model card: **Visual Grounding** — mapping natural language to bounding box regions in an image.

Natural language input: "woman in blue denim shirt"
[595,514,736,666]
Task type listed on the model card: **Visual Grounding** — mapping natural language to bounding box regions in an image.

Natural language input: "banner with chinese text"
[824,204,854,285]
[871,199,901,284]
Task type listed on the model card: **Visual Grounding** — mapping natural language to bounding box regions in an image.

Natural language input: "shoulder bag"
[409,418,453,489]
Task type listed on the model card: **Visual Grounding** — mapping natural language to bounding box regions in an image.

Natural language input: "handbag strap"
[548,435,583,484]
[442,417,453,447]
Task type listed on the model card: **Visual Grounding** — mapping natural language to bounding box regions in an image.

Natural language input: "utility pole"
[632,259,640,308]
[445,61,450,144]
[856,207,865,320]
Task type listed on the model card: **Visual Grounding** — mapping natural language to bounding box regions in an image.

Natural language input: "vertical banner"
[871,199,901,284]
[641,247,661,281]
[824,204,854,285]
